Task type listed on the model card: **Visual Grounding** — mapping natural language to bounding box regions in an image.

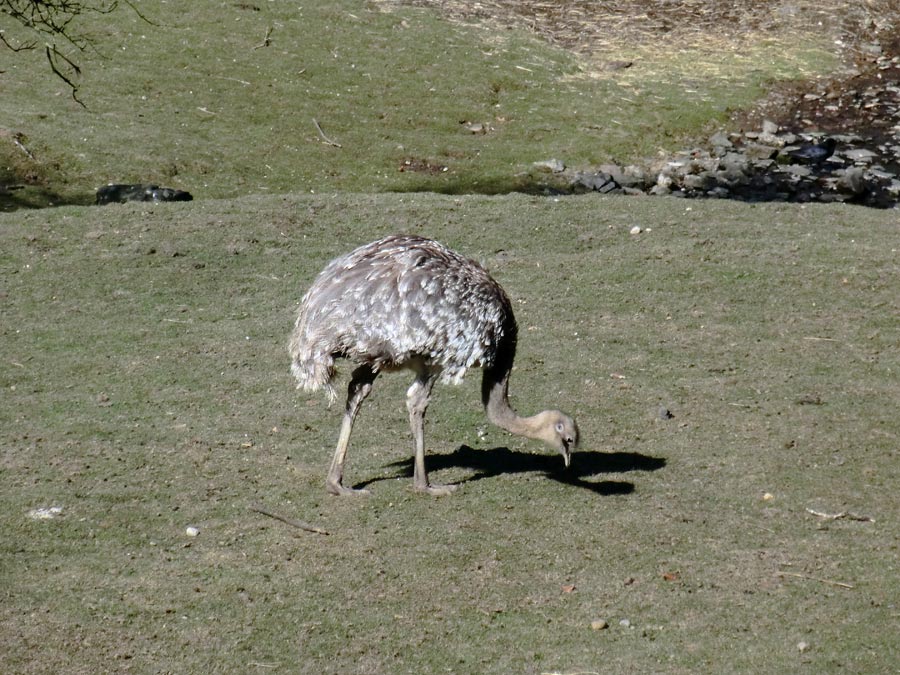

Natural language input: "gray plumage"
[291,234,514,397]
[290,234,578,496]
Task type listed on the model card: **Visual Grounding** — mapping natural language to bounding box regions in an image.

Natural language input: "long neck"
[481,366,547,441]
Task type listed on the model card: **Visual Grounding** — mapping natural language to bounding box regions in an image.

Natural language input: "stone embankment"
[548,47,900,209]
[540,120,899,209]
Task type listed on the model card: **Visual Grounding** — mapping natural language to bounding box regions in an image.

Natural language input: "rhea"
[289,234,579,496]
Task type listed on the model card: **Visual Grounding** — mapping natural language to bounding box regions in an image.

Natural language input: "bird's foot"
[326,481,371,497]
[413,482,458,497]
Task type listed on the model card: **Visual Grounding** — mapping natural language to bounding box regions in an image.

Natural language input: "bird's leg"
[326,364,377,496]
[407,372,457,496]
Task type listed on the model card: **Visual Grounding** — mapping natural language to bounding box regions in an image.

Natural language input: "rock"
[683,173,715,191]
[836,167,866,194]
[797,641,811,653]
[572,171,621,193]
[781,164,813,178]
[709,131,733,149]
[619,619,632,628]
[620,165,648,187]
[630,225,643,235]
[843,148,878,162]
[28,506,63,520]
[888,179,900,196]
[860,41,883,56]
[591,619,609,631]
[751,159,776,171]
[541,118,898,208]
[598,163,626,183]
[757,132,784,147]
[96,184,193,205]
[719,152,750,181]
[867,168,895,180]
[185,526,200,537]
[533,159,565,173]
[743,143,779,161]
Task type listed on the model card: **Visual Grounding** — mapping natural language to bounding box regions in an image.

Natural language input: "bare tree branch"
[45,43,84,106]
[1,0,151,101]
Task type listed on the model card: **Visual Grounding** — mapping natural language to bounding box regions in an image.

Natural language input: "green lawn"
[2,0,836,208]
[1,193,897,673]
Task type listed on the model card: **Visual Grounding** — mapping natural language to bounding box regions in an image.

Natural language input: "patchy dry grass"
[1,193,898,673]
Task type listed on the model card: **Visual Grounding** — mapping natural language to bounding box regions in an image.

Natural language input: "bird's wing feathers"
[292,235,516,384]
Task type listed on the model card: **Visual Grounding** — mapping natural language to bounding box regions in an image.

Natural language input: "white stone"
[844,148,878,162]
[28,506,63,520]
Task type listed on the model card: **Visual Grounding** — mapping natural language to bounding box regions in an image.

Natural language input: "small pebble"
[630,225,643,235]
[619,619,631,628]
[797,641,810,653]
[28,506,63,520]
[590,619,609,631]
[185,526,200,537]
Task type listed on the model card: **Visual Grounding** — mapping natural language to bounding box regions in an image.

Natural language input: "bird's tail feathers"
[290,352,338,403]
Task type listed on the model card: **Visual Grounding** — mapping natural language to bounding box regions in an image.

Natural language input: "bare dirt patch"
[378,0,849,52]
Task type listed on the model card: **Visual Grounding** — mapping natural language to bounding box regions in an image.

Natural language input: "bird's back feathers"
[289,235,517,397]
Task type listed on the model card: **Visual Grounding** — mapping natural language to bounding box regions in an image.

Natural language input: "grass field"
[1,0,837,209]
[2,193,898,673]
[2,0,897,672]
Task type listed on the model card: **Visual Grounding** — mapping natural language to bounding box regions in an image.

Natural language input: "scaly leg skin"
[407,373,458,496]
[326,365,377,496]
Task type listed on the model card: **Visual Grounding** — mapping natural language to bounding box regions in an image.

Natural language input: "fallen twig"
[254,26,273,50]
[778,571,854,589]
[806,508,874,523]
[250,504,329,535]
[214,75,252,86]
[12,136,35,161]
[312,118,342,148]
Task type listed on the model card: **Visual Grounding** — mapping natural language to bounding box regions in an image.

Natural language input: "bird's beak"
[561,442,572,469]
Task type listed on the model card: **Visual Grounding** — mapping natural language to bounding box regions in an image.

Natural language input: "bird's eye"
[555,422,564,434]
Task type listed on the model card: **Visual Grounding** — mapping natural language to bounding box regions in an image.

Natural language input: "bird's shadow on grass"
[360,445,666,495]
